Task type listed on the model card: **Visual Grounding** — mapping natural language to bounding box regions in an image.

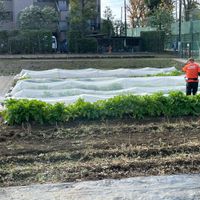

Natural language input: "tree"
[144,0,174,12]
[18,5,58,30]
[113,20,125,36]
[128,0,147,27]
[144,0,161,10]
[0,0,7,22]
[191,8,200,20]
[70,0,97,35]
[101,6,114,37]
[68,0,98,53]
[182,0,200,21]
[147,1,174,32]
[103,6,114,21]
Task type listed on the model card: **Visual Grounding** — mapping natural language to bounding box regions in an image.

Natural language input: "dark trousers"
[186,82,198,95]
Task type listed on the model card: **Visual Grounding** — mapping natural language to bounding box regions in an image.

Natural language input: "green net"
[128,20,200,58]
[171,20,200,58]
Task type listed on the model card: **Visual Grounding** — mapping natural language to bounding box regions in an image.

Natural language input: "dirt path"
[1,117,200,187]
[0,76,14,95]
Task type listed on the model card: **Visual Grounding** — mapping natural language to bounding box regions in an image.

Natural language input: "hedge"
[77,38,97,53]
[0,30,52,54]
[0,31,8,54]
[4,91,200,125]
[68,30,97,53]
[68,30,82,53]
[141,31,165,52]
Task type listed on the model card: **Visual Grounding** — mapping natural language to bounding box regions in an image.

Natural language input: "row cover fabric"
[9,72,187,104]
[11,76,185,95]
[15,67,177,79]
[1,174,200,200]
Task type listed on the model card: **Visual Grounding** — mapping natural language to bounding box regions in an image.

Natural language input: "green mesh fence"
[127,27,156,37]
[128,20,200,58]
[170,20,200,58]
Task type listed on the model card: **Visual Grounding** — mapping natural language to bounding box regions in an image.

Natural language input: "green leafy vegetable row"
[4,91,200,125]
[153,70,183,76]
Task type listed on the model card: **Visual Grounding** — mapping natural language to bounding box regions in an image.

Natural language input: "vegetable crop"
[4,91,200,125]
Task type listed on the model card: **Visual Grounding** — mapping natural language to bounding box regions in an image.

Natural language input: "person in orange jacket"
[182,57,200,95]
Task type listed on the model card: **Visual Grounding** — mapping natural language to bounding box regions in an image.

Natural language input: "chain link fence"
[167,20,200,58]
[128,20,200,58]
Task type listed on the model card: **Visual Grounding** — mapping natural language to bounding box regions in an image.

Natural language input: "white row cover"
[1,174,200,200]
[15,67,177,79]
[11,76,185,95]
[9,74,187,104]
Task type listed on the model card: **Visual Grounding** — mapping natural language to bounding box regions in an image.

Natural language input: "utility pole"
[175,0,178,21]
[189,13,193,57]
[124,0,127,48]
[178,0,182,56]
[124,0,127,37]
[121,6,123,36]
[121,6,123,23]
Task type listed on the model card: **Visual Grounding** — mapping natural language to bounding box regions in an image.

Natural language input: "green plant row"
[4,91,200,125]
[128,70,183,78]
[153,70,183,76]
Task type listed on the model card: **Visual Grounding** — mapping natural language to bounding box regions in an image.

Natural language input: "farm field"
[1,117,200,187]
[1,56,200,188]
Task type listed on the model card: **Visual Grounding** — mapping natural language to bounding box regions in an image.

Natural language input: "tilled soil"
[0,58,179,76]
[0,117,200,187]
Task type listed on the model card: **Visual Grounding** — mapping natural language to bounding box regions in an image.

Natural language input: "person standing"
[182,57,200,95]
[108,45,112,54]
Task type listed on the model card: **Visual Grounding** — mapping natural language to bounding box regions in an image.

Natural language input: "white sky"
[101,0,125,20]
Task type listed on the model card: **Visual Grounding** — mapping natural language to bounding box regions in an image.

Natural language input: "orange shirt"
[182,62,200,82]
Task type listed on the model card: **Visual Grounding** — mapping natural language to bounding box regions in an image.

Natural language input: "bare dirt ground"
[0,76,14,97]
[0,58,180,76]
[1,117,200,187]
